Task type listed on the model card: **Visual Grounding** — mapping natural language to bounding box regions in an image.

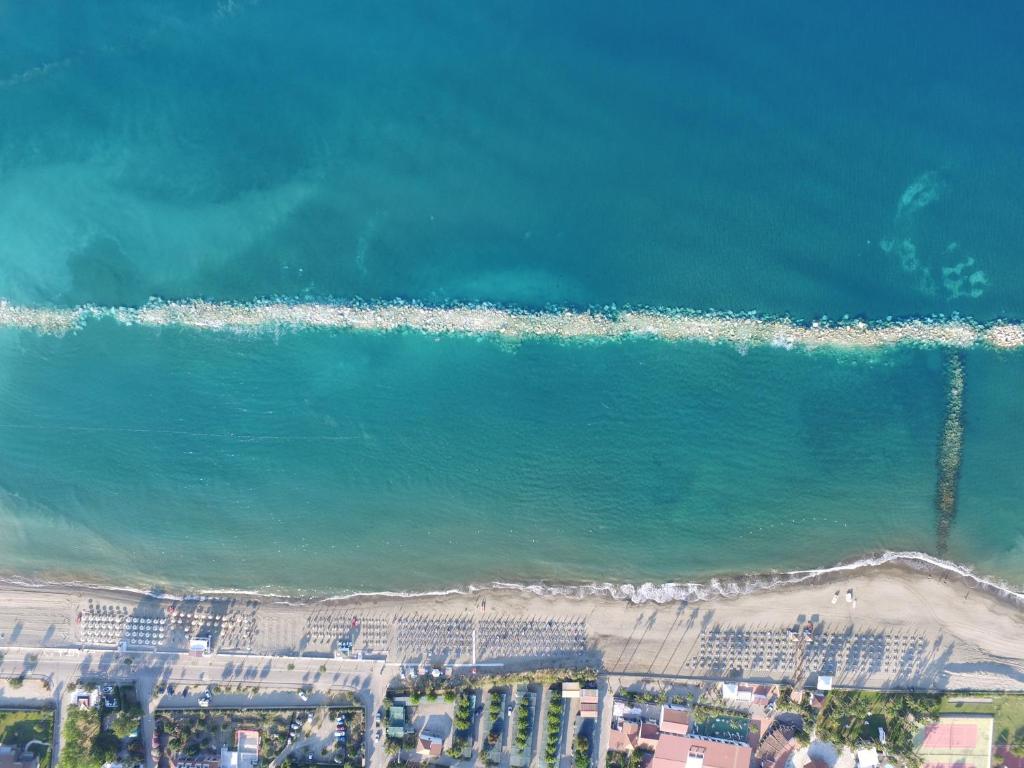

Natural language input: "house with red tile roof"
[417,734,445,759]
[609,720,643,753]
[659,706,691,736]
[652,734,752,768]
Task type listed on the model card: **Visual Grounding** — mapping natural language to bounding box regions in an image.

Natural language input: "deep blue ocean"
[0,1,1021,594]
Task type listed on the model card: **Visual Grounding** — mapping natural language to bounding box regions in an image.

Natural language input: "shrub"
[544,690,564,768]
[454,694,472,732]
[515,698,531,751]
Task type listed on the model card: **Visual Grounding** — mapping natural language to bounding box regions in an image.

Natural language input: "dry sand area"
[0,564,1021,692]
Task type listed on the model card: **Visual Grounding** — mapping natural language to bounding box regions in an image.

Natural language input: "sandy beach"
[1,562,1021,693]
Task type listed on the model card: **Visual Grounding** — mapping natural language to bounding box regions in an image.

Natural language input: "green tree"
[574,736,590,768]
[111,710,140,739]
[91,731,120,763]
[57,708,103,768]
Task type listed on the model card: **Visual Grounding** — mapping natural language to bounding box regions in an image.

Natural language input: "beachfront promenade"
[1,567,1022,766]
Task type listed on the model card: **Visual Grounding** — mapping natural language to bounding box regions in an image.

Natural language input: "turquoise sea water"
[0,2,1021,594]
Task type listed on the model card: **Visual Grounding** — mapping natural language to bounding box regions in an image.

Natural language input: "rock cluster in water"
[0,298,1022,351]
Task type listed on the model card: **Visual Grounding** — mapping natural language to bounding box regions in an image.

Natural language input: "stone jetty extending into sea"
[1,298,1022,351]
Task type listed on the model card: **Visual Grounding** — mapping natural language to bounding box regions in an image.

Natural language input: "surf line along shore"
[1,561,1022,692]
[0,298,1023,350]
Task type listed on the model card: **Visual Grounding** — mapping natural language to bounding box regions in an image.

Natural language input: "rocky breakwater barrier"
[936,354,965,553]
[1,298,1023,351]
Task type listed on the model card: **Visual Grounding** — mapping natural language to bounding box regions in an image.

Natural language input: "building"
[562,682,581,699]
[609,720,642,753]
[755,724,798,768]
[608,718,662,754]
[914,714,994,768]
[651,734,752,768]
[638,723,662,750]
[219,730,259,768]
[70,688,98,709]
[0,746,40,768]
[189,636,212,657]
[721,683,773,705]
[855,748,879,768]
[387,705,408,738]
[789,689,826,711]
[170,758,220,768]
[580,688,600,718]
[417,734,445,759]
[659,706,691,736]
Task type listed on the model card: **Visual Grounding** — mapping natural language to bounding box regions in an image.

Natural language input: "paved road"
[595,678,612,768]
[0,646,380,766]
[51,681,66,768]
[559,696,577,768]
[136,676,155,768]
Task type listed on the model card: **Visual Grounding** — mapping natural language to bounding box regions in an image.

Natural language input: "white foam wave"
[0,298,1021,351]
[4,551,1020,608]
[518,550,1024,606]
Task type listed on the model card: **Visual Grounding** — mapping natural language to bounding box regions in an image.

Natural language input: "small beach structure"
[815,676,833,692]
[913,714,994,768]
[189,636,212,656]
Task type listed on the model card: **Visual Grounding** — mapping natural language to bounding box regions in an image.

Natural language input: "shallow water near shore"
[0,2,1022,594]
[0,325,1021,594]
